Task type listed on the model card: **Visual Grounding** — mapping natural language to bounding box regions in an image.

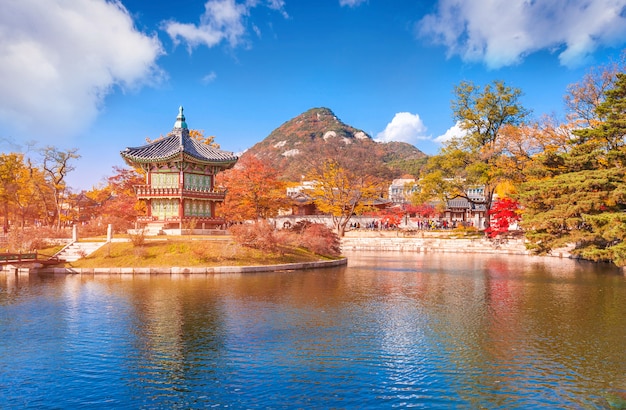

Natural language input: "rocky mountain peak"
[243,107,426,181]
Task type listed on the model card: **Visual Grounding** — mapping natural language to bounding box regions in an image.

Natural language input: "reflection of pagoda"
[120,107,238,233]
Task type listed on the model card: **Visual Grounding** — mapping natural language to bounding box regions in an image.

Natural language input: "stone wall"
[340,231,574,258]
[341,236,528,255]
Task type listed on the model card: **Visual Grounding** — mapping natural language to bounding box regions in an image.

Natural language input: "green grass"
[67,238,332,268]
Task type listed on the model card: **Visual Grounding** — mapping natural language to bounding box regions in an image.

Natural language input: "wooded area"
[1,58,625,265]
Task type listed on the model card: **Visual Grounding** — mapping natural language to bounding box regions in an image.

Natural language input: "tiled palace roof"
[121,107,238,166]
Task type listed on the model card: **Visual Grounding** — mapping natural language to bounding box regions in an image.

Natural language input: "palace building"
[120,107,238,234]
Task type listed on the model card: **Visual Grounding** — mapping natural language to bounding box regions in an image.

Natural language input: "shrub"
[230,221,341,257]
[6,227,60,252]
[290,220,313,234]
[298,223,341,256]
[128,229,146,247]
[80,217,135,236]
[79,221,107,237]
[229,221,280,253]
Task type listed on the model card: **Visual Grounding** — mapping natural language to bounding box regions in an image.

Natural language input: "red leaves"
[486,198,521,238]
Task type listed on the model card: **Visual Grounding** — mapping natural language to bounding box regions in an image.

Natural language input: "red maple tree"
[485,198,521,238]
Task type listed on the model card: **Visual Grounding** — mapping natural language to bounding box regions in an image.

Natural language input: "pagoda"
[120,107,238,233]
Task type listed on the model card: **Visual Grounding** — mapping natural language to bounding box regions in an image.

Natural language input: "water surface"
[2,252,626,408]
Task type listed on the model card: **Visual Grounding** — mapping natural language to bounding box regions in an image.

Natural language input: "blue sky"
[1,0,626,190]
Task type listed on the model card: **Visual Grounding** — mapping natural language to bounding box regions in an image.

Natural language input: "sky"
[1,0,626,190]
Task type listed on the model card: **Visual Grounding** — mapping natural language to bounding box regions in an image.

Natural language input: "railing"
[136,216,226,223]
[0,252,38,264]
[134,185,226,200]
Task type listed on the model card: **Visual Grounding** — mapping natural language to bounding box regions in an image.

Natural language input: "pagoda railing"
[134,185,226,200]
[137,215,226,224]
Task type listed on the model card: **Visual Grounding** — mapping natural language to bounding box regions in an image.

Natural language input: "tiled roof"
[447,197,487,211]
[121,131,237,164]
[120,108,238,165]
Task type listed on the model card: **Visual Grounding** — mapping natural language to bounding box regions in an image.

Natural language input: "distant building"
[388,178,418,203]
[120,107,238,233]
[285,181,390,216]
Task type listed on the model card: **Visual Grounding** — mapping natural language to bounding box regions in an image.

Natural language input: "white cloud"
[434,122,466,144]
[164,0,288,50]
[202,71,218,84]
[0,0,163,139]
[267,0,289,18]
[418,0,626,68]
[375,112,428,144]
[339,0,367,7]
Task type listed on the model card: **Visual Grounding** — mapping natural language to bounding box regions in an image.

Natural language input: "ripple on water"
[2,254,626,408]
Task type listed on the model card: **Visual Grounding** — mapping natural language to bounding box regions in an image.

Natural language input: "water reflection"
[1,252,626,408]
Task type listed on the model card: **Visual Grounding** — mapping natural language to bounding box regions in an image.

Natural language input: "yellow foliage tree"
[306,159,383,237]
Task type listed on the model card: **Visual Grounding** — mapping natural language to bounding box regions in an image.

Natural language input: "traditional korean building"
[120,107,238,233]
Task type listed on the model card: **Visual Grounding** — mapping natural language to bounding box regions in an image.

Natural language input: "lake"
[2,252,626,409]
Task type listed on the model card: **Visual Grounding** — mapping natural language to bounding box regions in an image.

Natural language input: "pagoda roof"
[120,106,238,166]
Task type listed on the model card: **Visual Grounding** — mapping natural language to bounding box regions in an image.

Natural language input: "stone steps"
[55,242,105,262]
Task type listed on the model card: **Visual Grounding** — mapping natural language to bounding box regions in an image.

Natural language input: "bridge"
[0,252,62,266]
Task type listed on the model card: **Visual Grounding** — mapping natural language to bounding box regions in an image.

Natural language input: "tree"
[0,153,25,231]
[564,56,624,128]
[189,129,219,148]
[415,80,529,227]
[302,141,390,237]
[485,198,521,238]
[218,155,288,222]
[404,203,437,219]
[13,163,48,228]
[366,206,404,228]
[0,153,49,230]
[519,71,626,266]
[146,129,219,147]
[83,166,146,232]
[40,146,80,229]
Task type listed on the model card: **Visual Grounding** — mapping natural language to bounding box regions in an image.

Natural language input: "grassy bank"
[67,238,333,268]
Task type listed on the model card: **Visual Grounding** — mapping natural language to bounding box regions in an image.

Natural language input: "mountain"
[243,107,427,181]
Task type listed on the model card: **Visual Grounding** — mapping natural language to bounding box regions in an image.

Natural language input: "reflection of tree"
[127,278,226,402]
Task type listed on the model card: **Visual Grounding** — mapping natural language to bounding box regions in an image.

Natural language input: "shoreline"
[2,231,581,275]
[4,257,347,275]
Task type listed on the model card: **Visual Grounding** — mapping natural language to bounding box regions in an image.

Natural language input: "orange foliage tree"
[84,166,145,233]
[217,155,288,222]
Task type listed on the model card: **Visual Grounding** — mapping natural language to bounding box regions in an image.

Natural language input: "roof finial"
[174,106,188,129]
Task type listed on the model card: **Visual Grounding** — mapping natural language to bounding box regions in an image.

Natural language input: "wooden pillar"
[179,197,184,230]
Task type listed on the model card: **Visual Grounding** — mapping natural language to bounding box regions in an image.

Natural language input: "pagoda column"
[146,169,153,219]
[179,168,184,229]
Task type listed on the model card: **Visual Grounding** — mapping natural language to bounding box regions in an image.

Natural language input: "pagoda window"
[151,172,178,189]
[184,174,212,191]
[184,199,212,217]
[152,199,179,219]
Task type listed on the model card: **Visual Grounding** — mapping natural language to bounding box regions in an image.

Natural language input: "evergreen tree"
[519,73,626,266]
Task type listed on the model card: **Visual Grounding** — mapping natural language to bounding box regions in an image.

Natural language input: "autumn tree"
[415,80,529,227]
[302,140,390,237]
[485,198,521,238]
[40,146,80,229]
[0,153,49,230]
[218,154,288,222]
[13,163,48,228]
[519,70,626,266]
[564,56,625,128]
[404,203,437,219]
[83,166,146,233]
[0,153,25,231]
[146,129,219,147]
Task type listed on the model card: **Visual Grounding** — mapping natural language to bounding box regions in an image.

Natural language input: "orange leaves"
[218,155,287,221]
